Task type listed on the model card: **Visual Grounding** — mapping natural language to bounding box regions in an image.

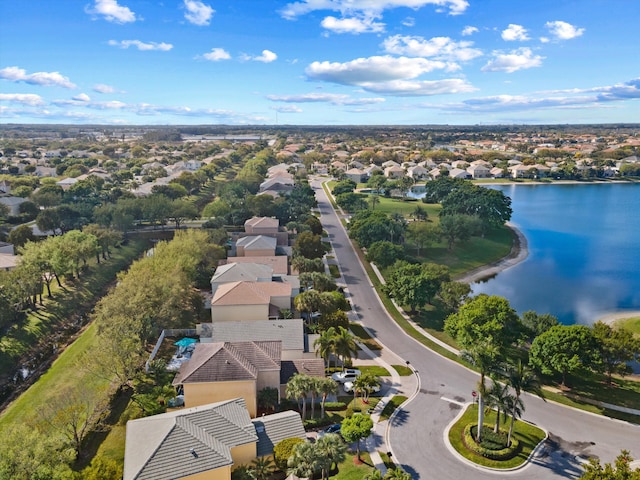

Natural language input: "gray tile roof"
[124,398,258,480]
[209,319,304,351]
[236,235,277,250]
[252,410,306,457]
[173,341,281,385]
[211,262,273,285]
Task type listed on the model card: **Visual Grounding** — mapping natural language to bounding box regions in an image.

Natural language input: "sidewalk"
[352,338,419,475]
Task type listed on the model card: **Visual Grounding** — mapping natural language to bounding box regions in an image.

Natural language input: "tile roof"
[173,341,281,385]
[236,235,277,250]
[209,319,304,351]
[252,410,306,457]
[124,398,257,480]
[211,262,273,285]
[221,256,289,274]
[245,216,279,230]
[211,281,292,307]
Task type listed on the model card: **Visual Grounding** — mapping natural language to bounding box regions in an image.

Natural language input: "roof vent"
[189,448,199,458]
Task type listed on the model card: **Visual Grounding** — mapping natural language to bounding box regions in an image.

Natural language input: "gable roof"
[173,341,282,385]
[236,235,277,251]
[245,216,279,230]
[211,262,273,285]
[209,319,304,351]
[252,410,306,457]
[211,281,292,307]
[124,398,258,480]
[221,256,289,275]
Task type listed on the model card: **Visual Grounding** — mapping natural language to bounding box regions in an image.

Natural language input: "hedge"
[463,424,521,460]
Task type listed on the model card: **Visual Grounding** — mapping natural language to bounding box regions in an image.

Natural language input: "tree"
[36,208,61,234]
[314,326,337,368]
[365,469,384,480]
[341,413,373,461]
[441,183,512,228]
[368,193,380,210]
[411,204,428,221]
[334,326,358,370]
[438,214,479,250]
[319,310,349,331]
[7,224,36,249]
[592,321,640,384]
[384,468,412,480]
[293,231,328,259]
[486,381,513,433]
[332,179,357,195]
[291,255,324,273]
[168,198,198,229]
[287,441,319,479]
[438,281,471,313]
[315,434,347,479]
[579,450,640,480]
[299,271,336,292]
[504,359,544,447]
[257,387,279,413]
[273,437,305,471]
[249,457,275,480]
[366,240,404,268]
[294,289,324,321]
[286,373,312,420]
[336,192,368,213]
[521,310,559,341]
[405,221,440,256]
[529,325,598,386]
[317,377,339,418]
[352,373,380,402]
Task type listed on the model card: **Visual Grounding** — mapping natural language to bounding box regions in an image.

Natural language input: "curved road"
[311,179,640,479]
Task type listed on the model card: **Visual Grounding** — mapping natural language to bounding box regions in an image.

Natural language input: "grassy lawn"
[615,316,640,336]
[379,395,408,421]
[350,322,382,351]
[391,365,413,376]
[448,404,546,469]
[358,365,391,377]
[331,452,374,479]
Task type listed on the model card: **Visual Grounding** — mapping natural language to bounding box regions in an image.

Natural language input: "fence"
[145,328,198,373]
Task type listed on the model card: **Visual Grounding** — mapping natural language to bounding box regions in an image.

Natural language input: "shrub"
[274,437,305,471]
[463,424,520,460]
[323,401,347,411]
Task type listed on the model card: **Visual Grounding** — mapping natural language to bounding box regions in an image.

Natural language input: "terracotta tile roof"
[211,281,292,307]
[280,359,326,384]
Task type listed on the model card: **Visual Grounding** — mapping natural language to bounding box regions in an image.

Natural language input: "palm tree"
[315,433,347,479]
[461,341,500,443]
[317,377,338,418]
[353,373,380,403]
[314,327,337,369]
[334,327,358,371]
[308,376,319,419]
[486,380,513,433]
[286,374,309,420]
[505,359,545,447]
[369,193,380,210]
[287,442,318,479]
[383,468,412,480]
[249,457,275,480]
[364,469,384,480]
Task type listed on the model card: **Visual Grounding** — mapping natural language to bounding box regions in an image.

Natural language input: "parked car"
[331,369,361,383]
[318,423,342,438]
[343,380,380,394]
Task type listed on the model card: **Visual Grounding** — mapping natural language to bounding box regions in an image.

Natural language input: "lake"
[470,183,640,325]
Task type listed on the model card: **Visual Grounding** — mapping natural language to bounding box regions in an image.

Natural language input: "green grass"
[391,365,413,376]
[358,365,390,377]
[330,452,374,479]
[615,317,640,336]
[350,322,382,351]
[379,395,408,421]
[329,264,341,278]
[448,404,546,469]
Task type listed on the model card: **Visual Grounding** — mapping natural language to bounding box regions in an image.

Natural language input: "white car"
[331,369,361,383]
[343,380,380,394]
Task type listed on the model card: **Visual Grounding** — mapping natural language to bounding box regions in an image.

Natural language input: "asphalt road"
[310,178,640,479]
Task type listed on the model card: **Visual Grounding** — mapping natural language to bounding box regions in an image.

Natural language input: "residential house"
[235,235,277,257]
[406,165,429,181]
[172,341,282,413]
[210,263,273,296]
[210,281,293,322]
[244,217,279,236]
[0,196,27,216]
[56,177,79,190]
[220,256,289,275]
[345,168,367,184]
[490,167,505,178]
[466,164,491,179]
[124,397,305,480]
[449,168,471,180]
[384,165,405,179]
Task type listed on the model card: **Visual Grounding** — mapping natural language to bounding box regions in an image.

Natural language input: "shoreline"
[596,310,640,326]
[455,221,528,285]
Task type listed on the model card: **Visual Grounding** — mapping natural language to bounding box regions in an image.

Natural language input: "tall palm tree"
[364,469,384,480]
[287,442,318,479]
[369,193,380,210]
[315,433,347,479]
[317,377,338,418]
[353,373,380,403]
[334,326,358,371]
[314,327,337,369]
[486,380,513,433]
[286,374,309,420]
[383,468,412,480]
[505,359,545,447]
[461,341,500,443]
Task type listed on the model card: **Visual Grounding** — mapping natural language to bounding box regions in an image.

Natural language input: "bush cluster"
[463,424,520,460]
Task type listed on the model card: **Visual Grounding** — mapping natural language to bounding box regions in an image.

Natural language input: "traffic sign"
[471,391,477,397]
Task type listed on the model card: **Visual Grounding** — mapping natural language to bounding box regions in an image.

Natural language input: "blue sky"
[1,0,638,125]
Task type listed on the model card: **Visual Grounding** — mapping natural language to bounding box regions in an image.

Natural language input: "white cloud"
[0,66,76,88]
[183,0,214,26]
[357,78,476,96]
[545,21,585,40]
[382,35,482,62]
[273,105,303,113]
[86,0,136,23]
[93,83,118,94]
[267,92,385,105]
[242,50,278,63]
[108,40,173,51]
[461,26,478,36]
[402,17,415,27]
[321,15,385,34]
[0,93,45,106]
[90,100,128,110]
[201,48,231,61]
[280,0,469,20]
[481,48,544,73]
[73,93,91,102]
[502,24,529,41]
